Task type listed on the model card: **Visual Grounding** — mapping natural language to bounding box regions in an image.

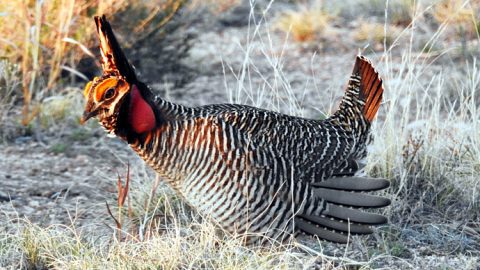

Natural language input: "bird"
[81,15,390,244]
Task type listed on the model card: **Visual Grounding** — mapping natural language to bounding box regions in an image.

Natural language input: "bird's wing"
[210,108,354,183]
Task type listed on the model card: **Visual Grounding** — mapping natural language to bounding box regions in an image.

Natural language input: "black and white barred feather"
[89,16,390,244]
[126,57,388,244]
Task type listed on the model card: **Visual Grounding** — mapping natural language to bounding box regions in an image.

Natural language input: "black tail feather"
[313,176,390,192]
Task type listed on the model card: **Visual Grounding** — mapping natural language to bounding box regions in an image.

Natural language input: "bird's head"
[81,74,130,133]
[81,15,156,139]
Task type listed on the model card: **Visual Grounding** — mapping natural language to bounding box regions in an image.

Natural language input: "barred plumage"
[81,15,390,244]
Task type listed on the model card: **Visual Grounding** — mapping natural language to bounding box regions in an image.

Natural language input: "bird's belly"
[181,169,250,232]
[180,170,297,241]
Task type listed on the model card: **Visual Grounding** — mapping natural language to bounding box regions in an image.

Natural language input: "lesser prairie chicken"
[82,15,390,244]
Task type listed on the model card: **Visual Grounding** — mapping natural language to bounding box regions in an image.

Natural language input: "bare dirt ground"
[1,1,479,269]
[1,137,124,228]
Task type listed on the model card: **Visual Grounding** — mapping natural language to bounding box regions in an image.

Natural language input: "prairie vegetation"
[1,0,479,269]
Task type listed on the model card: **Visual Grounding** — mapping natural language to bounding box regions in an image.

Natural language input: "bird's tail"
[295,175,391,243]
[331,56,383,134]
[291,57,387,244]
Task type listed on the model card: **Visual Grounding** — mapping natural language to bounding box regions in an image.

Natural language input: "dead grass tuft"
[431,0,480,57]
[354,21,402,50]
[276,8,330,42]
[433,0,479,30]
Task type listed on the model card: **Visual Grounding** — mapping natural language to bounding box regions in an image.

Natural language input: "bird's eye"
[104,88,115,99]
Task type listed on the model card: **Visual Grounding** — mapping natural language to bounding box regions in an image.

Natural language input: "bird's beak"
[80,110,98,125]
[80,102,99,125]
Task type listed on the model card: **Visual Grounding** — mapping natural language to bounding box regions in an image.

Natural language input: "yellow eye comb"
[94,77,118,102]
[83,81,93,98]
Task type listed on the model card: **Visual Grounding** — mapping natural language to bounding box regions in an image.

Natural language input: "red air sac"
[128,85,156,133]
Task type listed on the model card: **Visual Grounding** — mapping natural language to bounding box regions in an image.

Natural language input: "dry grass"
[0,0,186,127]
[433,0,479,37]
[276,8,331,42]
[2,219,317,269]
[0,164,342,269]
[371,53,480,224]
[0,0,112,126]
[354,21,402,49]
[357,0,416,26]
[432,0,480,57]
[0,60,21,141]
[388,0,416,26]
[190,0,242,14]
[1,0,480,269]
